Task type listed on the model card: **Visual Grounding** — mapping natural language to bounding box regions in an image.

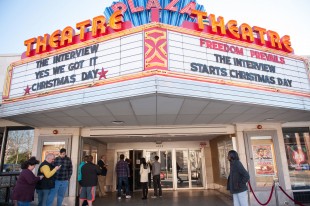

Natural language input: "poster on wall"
[285,144,309,170]
[252,144,275,176]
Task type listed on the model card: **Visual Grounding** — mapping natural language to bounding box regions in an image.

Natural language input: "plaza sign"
[23,0,293,58]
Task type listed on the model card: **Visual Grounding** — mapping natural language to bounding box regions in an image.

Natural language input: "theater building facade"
[0,0,310,205]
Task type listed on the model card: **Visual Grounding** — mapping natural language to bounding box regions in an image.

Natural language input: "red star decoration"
[98,68,108,80]
[24,85,31,95]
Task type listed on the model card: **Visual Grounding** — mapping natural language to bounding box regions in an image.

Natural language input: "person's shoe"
[159,195,163,198]
[126,195,131,199]
[118,196,121,200]
[151,196,157,198]
[142,197,147,200]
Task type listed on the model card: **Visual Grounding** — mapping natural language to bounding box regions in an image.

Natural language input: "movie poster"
[285,144,309,170]
[252,144,275,176]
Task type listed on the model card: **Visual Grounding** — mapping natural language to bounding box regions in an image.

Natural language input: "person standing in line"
[125,158,133,192]
[116,154,131,200]
[79,155,101,206]
[12,157,43,206]
[147,161,152,188]
[151,155,162,198]
[48,148,73,206]
[97,155,108,197]
[176,162,183,183]
[36,153,61,206]
[140,158,150,200]
[227,150,250,206]
[78,155,89,206]
[78,155,89,184]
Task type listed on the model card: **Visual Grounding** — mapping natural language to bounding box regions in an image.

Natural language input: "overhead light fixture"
[156,140,162,144]
[265,118,274,121]
[112,120,124,125]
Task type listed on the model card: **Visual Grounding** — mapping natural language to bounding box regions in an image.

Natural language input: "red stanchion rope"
[248,181,275,206]
[278,185,305,206]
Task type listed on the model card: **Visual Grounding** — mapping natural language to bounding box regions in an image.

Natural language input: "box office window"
[283,127,310,190]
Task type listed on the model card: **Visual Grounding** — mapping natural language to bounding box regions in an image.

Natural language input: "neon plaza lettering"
[23,0,294,58]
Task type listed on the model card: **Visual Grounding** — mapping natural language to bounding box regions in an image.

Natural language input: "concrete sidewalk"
[89,189,233,206]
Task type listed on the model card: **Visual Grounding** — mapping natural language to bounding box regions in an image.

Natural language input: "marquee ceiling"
[6,93,310,128]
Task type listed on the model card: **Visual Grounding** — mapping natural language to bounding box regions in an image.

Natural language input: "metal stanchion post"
[274,178,279,206]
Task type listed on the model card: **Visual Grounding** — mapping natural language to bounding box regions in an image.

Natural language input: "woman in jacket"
[227,150,250,206]
[12,157,43,206]
[139,158,150,200]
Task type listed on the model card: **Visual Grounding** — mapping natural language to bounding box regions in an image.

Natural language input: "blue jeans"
[37,189,50,206]
[47,180,68,206]
[17,201,30,206]
[233,190,249,206]
[117,176,129,197]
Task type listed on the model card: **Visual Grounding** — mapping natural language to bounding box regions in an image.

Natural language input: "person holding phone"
[36,153,61,206]
[48,148,73,206]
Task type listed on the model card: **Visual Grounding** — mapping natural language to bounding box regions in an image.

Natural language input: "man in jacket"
[79,155,101,206]
[97,155,108,197]
[116,154,131,199]
[48,148,73,206]
[36,153,61,206]
[227,150,250,206]
[151,156,162,198]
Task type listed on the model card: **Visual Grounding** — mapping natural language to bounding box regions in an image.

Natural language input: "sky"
[0,0,309,55]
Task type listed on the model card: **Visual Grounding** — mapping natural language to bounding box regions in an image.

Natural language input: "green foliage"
[6,151,31,164]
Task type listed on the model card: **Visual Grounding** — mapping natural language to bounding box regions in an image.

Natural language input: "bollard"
[274,178,279,206]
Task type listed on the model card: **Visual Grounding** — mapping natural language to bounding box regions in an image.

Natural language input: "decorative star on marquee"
[98,68,108,80]
[24,85,31,95]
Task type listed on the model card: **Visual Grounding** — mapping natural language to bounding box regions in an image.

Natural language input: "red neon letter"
[267,30,282,49]
[164,0,179,12]
[209,14,226,35]
[281,35,293,52]
[240,23,254,42]
[36,34,50,54]
[191,10,207,30]
[253,26,266,45]
[92,16,107,37]
[226,20,240,39]
[110,10,123,30]
[112,2,128,13]
[76,20,91,41]
[49,30,61,48]
[180,2,196,17]
[24,38,36,57]
[146,0,161,10]
[60,26,75,46]
[128,0,144,12]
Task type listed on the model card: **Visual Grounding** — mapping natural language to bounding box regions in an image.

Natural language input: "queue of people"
[12,150,249,205]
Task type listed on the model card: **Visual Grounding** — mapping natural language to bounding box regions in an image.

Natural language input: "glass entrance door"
[176,149,204,188]
[189,149,203,187]
[160,150,173,189]
[115,148,204,191]
[130,150,143,191]
[176,150,189,188]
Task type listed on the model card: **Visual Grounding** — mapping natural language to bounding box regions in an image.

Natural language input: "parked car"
[2,164,20,172]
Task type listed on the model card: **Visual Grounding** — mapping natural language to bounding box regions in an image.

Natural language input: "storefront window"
[283,128,310,190]
[3,128,34,172]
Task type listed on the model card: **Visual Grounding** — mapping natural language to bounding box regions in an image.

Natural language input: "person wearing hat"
[12,157,43,206]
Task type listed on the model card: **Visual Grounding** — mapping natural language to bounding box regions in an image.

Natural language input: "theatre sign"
[2,0,310,104]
